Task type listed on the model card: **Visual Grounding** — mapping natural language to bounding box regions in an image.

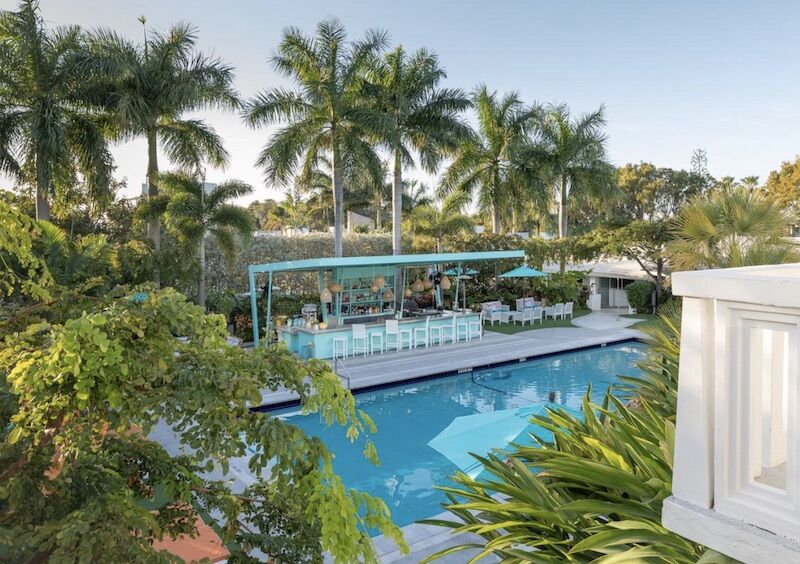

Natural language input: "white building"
[543,259,655,309]
[663,263,800,563]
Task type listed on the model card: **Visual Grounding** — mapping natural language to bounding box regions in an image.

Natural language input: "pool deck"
[259,315,644,407]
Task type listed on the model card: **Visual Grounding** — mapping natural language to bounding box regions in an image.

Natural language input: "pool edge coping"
[254,334,644,413]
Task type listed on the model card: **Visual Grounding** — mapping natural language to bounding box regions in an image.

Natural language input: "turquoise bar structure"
[248,250,525,349]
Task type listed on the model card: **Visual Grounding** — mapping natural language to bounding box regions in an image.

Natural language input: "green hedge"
[204,232,395,297]
[626,280,655,313]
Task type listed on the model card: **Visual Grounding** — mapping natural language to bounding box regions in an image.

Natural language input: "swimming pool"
[272,341,646,527]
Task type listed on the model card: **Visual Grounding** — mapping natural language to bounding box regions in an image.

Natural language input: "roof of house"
[542,259,656,281]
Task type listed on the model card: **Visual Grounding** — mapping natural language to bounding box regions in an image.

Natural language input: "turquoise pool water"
[272,341,646,527]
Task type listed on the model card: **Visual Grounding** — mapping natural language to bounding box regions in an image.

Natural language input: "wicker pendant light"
[412,279,425,293]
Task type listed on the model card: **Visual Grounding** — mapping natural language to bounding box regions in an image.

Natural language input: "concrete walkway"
[572,310,642,331]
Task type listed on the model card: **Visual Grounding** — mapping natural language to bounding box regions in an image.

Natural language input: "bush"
[626,280,655,313]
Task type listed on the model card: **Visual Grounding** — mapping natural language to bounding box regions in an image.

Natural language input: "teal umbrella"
[444,267,478,276]
[427,403,581,477]
[499,265,548,278]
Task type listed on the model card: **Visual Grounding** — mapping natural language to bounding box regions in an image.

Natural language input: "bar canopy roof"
[249,250,525,274]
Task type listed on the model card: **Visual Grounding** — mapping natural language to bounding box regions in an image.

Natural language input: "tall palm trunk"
[146,129,161,285]
[558,175,569,238]
[392,150,402,255]
[35,185,50,220]
[331,144,344,257]
[35,152,50,220]
[198,234,206,307]
[491,203,501,234]
[375,203,382,230]
[558,176,570,274]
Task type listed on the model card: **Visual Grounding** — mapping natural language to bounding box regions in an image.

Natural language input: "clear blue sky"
[8,0,800,202]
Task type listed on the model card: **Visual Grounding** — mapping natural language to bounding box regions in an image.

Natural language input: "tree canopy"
[0,201,406,563]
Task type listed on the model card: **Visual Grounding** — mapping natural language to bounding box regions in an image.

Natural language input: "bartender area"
[247,251,524,360]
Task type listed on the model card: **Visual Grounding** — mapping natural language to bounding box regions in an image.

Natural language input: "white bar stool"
[456,315,470,341]
[369,332,384,354]
[351,324,368,357]
[399,328,413,350]
[413,316,431,348]
[429,322,445,346]
[332,337,348,359]
[468,311,483,341]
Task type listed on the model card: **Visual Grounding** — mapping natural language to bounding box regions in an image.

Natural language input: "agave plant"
[617,300,682,418]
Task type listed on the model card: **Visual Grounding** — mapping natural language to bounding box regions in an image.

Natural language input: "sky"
[5,0,800,204]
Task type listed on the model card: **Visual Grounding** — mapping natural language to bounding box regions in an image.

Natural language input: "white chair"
[369,332,384,354]
[413,316,431,348]
[385,319,400,352]
[332,336,348,360]
[549,303,564,320]
[352,324,368,356]
[563,302,574,320]
[468,311,483,341]
[531,306,544,325]
[515,308,534,326]
[488,309,503,326]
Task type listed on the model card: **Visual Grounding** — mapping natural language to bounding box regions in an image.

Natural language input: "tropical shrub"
[618,299,682,416]
[626,280,654,313]
[424,301,734,562]
[0,202,406,563]
[668,186,798,270]
[423,394,705,563]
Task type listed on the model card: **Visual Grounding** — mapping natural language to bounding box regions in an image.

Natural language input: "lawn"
[484,309,591,334]
[621,312,657,327]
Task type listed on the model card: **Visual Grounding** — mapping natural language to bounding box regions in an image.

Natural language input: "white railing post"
[663,264,800,563]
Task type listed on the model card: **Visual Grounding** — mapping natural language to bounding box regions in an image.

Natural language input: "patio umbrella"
[427,402,581,477]
[444,267,478,276]
[499,265,548,278]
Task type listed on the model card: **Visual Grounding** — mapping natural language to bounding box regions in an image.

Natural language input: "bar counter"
[276,310,481,360]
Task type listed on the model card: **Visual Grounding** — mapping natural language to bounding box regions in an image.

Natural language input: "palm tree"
[85,18,239,255]
[402,179,433,212]
[37,220,118,288]
[160,171,253,307]
[0,0,113,220]
[406,192,473,252]
[243,18,387,257]
[370,46,471,254]
[440,86,539,234]
[740,175,760,190]
[526,103,614,239]
[295,154,384,230]
[668,185,798,271]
